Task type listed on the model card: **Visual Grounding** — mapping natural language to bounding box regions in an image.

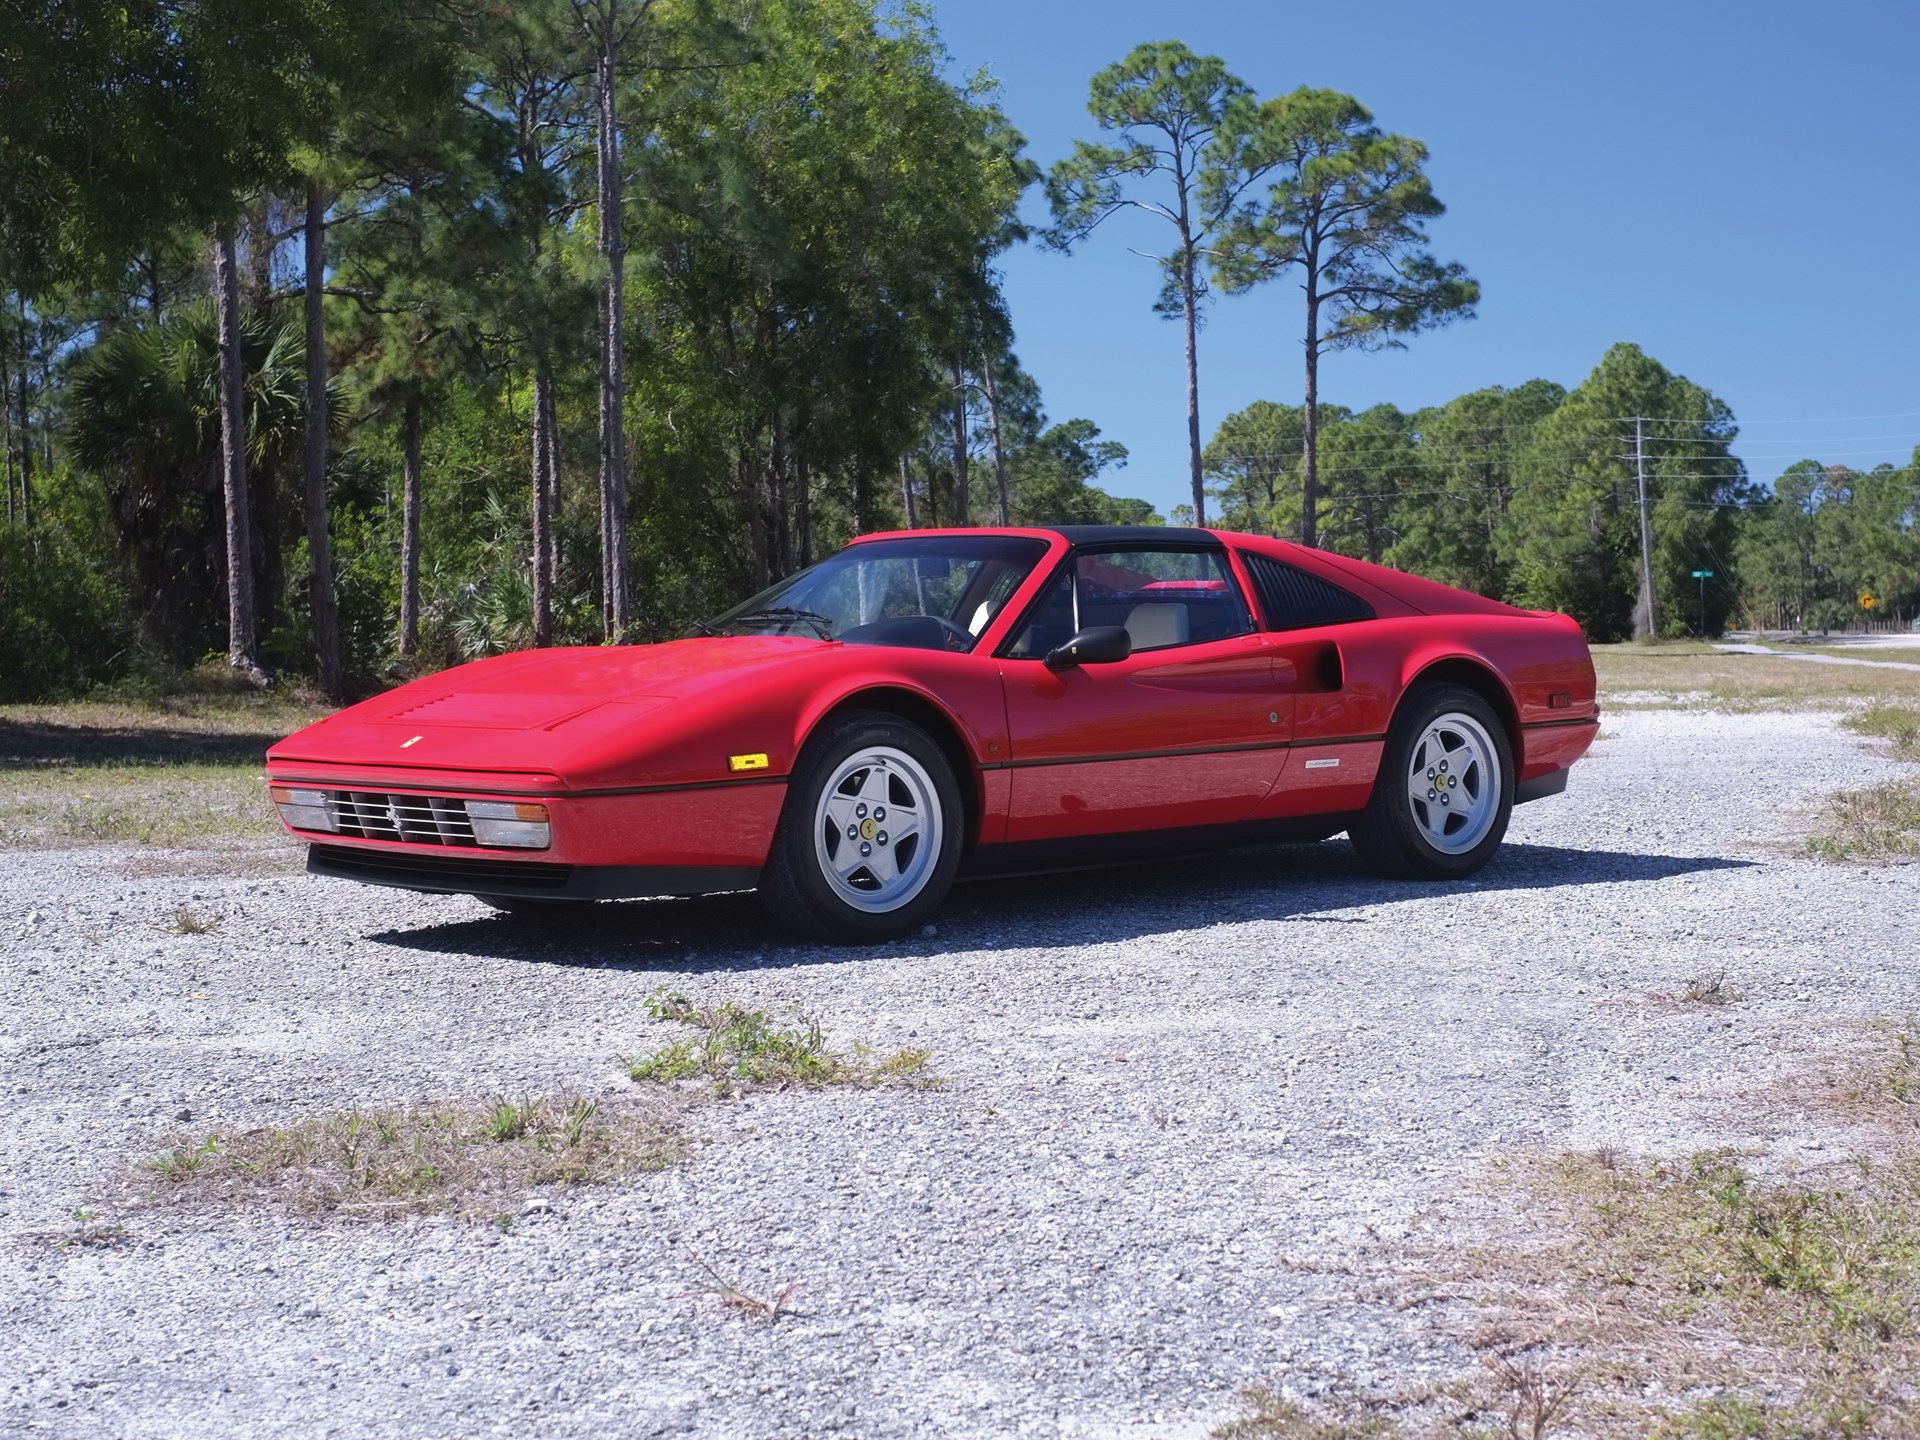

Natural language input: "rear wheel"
[1349,683,1513,880]
[760,710,963,942]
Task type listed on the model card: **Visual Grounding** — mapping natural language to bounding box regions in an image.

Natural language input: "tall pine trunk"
[531,360,554,647]
[13,296,30,533]
[1180,246,1205,525]
[795,455,812,568]
[303,181,346,701]
[949,360,969,526]
[542,374,560,617]
[593,8,632,639]
[980,351,1011,526]
[1301,282,1320,549]
[212,224,261,680]
[399,393,422,658]
[769,411,791,575]
[899,454,918,529]
[2,332,13,528]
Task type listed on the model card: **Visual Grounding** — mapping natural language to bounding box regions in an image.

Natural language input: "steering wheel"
[928,616,975,651]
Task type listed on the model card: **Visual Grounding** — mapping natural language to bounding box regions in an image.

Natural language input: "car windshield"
[705,536,1050,652]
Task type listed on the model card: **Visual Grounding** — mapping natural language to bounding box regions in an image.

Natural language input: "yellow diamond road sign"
[1861,592,1878,611]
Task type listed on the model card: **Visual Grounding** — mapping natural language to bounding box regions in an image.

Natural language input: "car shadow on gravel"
[364,839,1754,971]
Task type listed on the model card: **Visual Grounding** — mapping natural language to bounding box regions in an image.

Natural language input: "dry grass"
[1593,643,1920,711]
[1215,1018,1920,1439]
[683,1251,801,1323]
[1844,703,1920,759]
[623,991,938,1096]
[0,688,330,851]
[1212,1356,1577,1439]
[125,1093,685,1220]
[1648,972,1745,1007]
[1804,781,1920,864]
[1797,1020,1920,1130]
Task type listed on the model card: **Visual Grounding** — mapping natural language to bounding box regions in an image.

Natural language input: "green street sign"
[1691,570,1714,579]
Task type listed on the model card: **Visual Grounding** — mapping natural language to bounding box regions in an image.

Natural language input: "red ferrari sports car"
[265,526,1598,940]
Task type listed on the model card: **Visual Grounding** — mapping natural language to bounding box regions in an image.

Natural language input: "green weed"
[624,991,938,1095]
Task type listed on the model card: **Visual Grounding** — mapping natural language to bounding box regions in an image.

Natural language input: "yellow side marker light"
[729,753,771,773]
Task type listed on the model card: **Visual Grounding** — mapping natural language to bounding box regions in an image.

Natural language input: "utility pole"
[1632,416,1657,640]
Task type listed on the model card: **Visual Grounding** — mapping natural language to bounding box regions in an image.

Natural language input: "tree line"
[1,12,1914,705]
[1203,342,1920,639]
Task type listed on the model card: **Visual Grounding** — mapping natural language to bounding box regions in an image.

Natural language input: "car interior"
[1004,549,1253,659]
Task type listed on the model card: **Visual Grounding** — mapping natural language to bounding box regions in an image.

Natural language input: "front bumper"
[306,843,759,899]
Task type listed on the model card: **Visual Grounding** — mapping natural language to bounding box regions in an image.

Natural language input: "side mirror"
[1044,625,1132,670]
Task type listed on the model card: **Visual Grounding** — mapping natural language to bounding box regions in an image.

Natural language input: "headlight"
[466,801,552,850]
[270,787,337,833]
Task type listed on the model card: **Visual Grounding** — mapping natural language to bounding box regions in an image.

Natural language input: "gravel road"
[3,707,1918,1438]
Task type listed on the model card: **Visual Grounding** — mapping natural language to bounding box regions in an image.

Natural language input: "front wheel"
[1349,683,1513,880]
[759,710,964,942]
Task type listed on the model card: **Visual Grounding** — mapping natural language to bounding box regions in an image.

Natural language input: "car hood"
[267,636,829,782]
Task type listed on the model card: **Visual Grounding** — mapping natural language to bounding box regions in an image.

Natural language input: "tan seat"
[1123,602,1189,650]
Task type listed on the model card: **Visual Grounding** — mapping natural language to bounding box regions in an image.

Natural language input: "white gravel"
[3,707,1918,1438]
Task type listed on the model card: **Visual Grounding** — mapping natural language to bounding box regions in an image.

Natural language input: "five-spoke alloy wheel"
[761,710,963,942]
[1350,682,1514,880]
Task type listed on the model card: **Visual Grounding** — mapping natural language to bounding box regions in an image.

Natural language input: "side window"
[1241,553,1375,631]
[1006,549,1253,657]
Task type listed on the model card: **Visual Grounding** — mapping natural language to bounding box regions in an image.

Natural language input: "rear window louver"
[1242,554,1376,631]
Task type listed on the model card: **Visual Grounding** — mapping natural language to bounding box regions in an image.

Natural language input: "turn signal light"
[270,786,337,833]
[467,801,552,849]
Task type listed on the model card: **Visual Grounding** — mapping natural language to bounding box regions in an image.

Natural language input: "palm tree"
[66,304,316,664]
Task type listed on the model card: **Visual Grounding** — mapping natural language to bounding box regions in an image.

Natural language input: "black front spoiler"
[305,844,759,900]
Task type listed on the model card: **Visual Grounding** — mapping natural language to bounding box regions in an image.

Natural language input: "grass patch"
[1804,781,1920,863]
[163,904,221,935]
[1462,1148,1920,1437]
[1213,1356,1575,1439]
[0,691,331,851]
[1805,1020,1920,1126]
[624,991,937,1095]
[127,1093,683,1219]
[1549,1150,1920,1348]
[1592,643,1920,711]
[1844,702,1920,759]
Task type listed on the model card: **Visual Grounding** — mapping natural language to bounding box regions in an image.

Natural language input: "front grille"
[308,844,574,891]
[322,790,481,847]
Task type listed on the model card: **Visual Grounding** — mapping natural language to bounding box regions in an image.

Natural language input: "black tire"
[759,709,964,943]
[1349,682,1514,880]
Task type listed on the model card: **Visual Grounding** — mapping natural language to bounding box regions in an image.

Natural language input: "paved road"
[1714,642,1920,672]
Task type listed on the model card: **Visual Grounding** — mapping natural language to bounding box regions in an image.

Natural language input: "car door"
[997,545,1294,843]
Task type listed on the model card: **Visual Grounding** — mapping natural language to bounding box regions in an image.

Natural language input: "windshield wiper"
[729,607,836,641]
[683,617,721,637]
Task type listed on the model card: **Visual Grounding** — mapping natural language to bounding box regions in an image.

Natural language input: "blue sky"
[933,0,1920,518]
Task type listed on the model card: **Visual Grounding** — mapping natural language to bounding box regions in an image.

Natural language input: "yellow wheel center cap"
[860,818,878,841]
